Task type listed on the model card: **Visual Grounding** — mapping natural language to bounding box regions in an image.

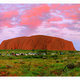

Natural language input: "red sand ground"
[0,35,76,51]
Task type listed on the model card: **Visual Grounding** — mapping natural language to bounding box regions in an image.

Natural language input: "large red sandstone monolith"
[0,35,76,51]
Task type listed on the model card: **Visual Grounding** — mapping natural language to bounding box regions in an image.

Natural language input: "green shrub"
[32,68,49,76]
[14,61,19,64]
[51,55,58,59]
[20,65,29,74]
[22,72,33,76]
[0,66,7,69]
[75,62,80,67]
[22,55,33,58]
[66,63,75,69]
[50,64,54,68]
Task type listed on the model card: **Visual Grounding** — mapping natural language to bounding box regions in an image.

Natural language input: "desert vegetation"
[0,49,79,76]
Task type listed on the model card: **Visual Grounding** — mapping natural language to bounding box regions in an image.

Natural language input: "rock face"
[0,35,76,51]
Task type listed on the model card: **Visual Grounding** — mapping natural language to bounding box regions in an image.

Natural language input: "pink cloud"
[51,4,61,9]
[20,17,41,28]
[48,16,63,22]
[20,4,50,28]
[26,4,50,16]
[1,10,18,19]
[58,4,79,10]
[0,10,19,28]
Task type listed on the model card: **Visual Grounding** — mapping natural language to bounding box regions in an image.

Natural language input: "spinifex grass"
[0,50,79,76]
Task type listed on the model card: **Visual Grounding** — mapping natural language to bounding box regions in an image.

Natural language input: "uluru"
[0,35,76,51]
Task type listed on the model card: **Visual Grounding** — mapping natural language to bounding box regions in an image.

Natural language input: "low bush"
[0,66,7,69]
[51,55,58,60]
[20,65,29,74]
[66,63,75,69]
[75,62,80,67]
[0,70,9,76]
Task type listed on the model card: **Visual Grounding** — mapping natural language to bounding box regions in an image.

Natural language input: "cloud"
[20,4,50,28]
[0,26,26,42]
[1,10,18,19]
[32,20,80,42]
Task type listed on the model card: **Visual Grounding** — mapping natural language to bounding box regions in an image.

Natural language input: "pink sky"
[0,4,80,50]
